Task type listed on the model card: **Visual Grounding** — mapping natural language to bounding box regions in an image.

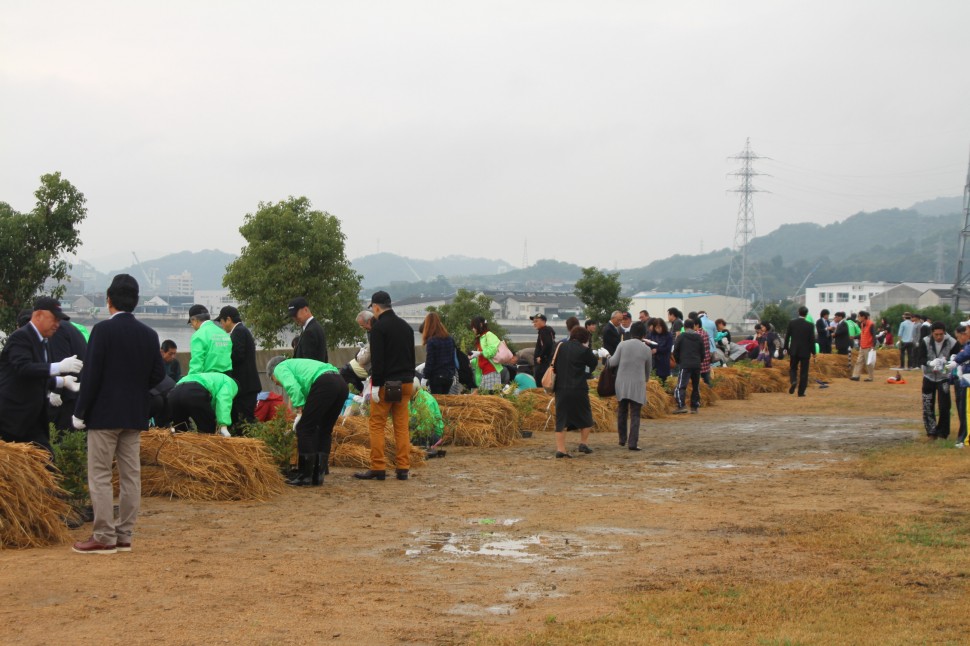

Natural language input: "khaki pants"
[852,347,875,379]
[87,429,141,546]
[368,382,414,471]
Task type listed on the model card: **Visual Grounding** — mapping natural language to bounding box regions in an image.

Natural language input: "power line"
[725,138,766,320]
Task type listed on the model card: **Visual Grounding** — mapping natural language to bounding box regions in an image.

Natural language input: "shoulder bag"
[596,360,617,397]
[492,339,515,365]
[541,343,562,394]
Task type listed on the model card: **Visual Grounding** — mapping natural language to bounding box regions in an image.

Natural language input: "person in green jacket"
[469,316,503,391]
[187,304,232,375]
[169,371,238,437]
[267,356,349,487]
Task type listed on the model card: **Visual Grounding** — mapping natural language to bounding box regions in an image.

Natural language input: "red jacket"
[860,320,877,349]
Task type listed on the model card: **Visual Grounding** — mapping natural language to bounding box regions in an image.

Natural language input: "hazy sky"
[2,1,969,274]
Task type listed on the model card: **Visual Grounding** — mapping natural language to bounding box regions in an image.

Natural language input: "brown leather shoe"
[353,470,386,481]
[72,537,117,554]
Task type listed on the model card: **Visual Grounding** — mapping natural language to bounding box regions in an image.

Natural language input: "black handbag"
[384,380,403,403]
[597,363,617,397]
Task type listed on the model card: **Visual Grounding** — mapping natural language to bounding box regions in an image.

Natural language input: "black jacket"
[294,317,328,362]
[785,317,817,359]
[673,331,705,370]
[833,320,851,353]
[48,321,87,401]
[73,312,166,430]
[370,308,415,387]
[602,322,622,355]
[0,324,54,440]
[552,340,597,392]
[534,326,556,369]
[229,322,262,394]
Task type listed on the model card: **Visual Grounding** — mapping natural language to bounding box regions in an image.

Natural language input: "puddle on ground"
[406,527,617,563]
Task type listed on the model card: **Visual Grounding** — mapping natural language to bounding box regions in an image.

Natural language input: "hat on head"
[369,290,392,308]
[33,296,70,321]
[529,313,547,321]
[287,297,308,317]
[187,304,210,321]
[621,311,632,319]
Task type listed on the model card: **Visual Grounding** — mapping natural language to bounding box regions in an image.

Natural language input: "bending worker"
[168,371,237,437]
[267,356,349,487]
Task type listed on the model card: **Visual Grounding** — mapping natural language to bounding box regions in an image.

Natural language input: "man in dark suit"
[784,305,817,397]
[47,319,88,431]
[602,311,623,356]
[217,305,262,431]
[0,297,82,455]
[815,309,832,354]
[289,296,328,362]
[71,274,165,555]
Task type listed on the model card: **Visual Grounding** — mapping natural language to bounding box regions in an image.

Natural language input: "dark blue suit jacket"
[230,322,262,394]
[74,312,166,430]
[0,324,53,440]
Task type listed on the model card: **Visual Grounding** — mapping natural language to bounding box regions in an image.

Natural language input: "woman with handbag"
[421,312,457,395]
[552,326,599,458]
[469,316,502,392]
[608,321,653,451]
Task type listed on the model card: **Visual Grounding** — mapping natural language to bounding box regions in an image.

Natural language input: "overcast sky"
[2,1,968,274]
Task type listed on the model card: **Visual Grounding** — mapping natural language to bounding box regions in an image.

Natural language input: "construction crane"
[790,260,823,301]
[131,252,160,293]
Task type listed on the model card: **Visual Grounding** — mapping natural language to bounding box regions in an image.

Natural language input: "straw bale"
[642,379,675,419]
[710,368,750,400]
[332,415,426,468]
[588,394,616,433]
[434,395,519,447]
[139,429,285,501]
[0,442,72,549]
[739,366,790,393]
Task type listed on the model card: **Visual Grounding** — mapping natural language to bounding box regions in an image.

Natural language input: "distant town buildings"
[167,270,194,297]
[803,281,954,318]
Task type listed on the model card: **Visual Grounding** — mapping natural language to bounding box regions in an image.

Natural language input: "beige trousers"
[87,429,141,545]
[852,347,875,379]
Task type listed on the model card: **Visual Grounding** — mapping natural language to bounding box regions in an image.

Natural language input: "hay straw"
[434,395,519,447]
[710,368,750,400]
[140,429,285,501]
[333,416,426,468]
[0,441,72,548]
[643,380,675,418]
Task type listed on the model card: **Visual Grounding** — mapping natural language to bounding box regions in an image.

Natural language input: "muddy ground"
[0,373,930,644]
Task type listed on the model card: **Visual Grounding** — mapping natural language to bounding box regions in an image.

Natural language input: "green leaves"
[427,288,509,352]
[574,267,631,331]
[223,197,363,350]
[0,173,87,334]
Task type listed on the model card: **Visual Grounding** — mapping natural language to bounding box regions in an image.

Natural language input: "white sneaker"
[955,442,965,449]
[218,427,231,438]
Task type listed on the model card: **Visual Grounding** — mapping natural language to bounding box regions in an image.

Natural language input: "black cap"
[187,304,210,321]
[33,296,70,321]
[529,313,547,321]
[217,305,240,322]
[369,290,392,308]
[287,297,308,317]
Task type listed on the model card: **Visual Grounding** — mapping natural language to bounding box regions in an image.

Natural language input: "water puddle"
[406,523,619,563]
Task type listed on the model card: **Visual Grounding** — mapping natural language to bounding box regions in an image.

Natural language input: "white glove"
[469,351,481,359]
[595,347,611,359]
[72,416,86,430]
[218,426,230,437]
[48,392,63,407]
[352,395,365,404]
[946,361,958,371]
[50,354,83,375]
[356,348,366,362]
[372,388,381,404]
[962,373,970,387]
[292,413,302,432]
[62,375,80,392]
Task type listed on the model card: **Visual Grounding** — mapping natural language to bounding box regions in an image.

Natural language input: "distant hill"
[910,196,963,217]
[351,253,516,289]
[75,249,237,293]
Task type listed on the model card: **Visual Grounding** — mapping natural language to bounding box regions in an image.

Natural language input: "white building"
[193,289,238,314]
[805,281,953,319]
[167,270,194,297]
[629,292,751,326]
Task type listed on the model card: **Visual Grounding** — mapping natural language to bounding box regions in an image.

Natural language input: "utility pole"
[725,138,768,322]
[951,149,970,314]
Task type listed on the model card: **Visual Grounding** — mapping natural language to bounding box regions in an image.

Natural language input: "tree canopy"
[223,197,363,350]
[574,267,631,330]
[0,173,87,334]
[426,289,509,353]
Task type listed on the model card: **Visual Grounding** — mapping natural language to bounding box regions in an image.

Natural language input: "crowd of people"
[5,279,970,553]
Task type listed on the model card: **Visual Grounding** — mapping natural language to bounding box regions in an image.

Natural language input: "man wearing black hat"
[531,313,556,386]
[186,304,232,376]
[355,291,415,481]
[0,297,83,455]
[288,297,328,362]
[217,305,261,429]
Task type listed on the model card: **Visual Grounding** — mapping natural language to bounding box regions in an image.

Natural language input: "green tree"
[426,288,508,352]
[879,303,917,333]
[223,197,362,350]
[759,302,797,334]
[0,173,87,334]
[574,267,631,330]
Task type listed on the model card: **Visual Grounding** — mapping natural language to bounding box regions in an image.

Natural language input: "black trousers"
[231,390,258,430]
[169,382,216,433]
[428,375,453,395]
[900,342,914,369]
[48,395,79,432]
[675,367,701,409]
[922,378,951,438]
[296,373,349,456]
[789,354,811,395]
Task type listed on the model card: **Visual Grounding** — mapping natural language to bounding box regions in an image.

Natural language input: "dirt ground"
[0,370,940,644]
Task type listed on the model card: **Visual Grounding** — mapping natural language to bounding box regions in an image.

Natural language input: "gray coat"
[608,338,653,404]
